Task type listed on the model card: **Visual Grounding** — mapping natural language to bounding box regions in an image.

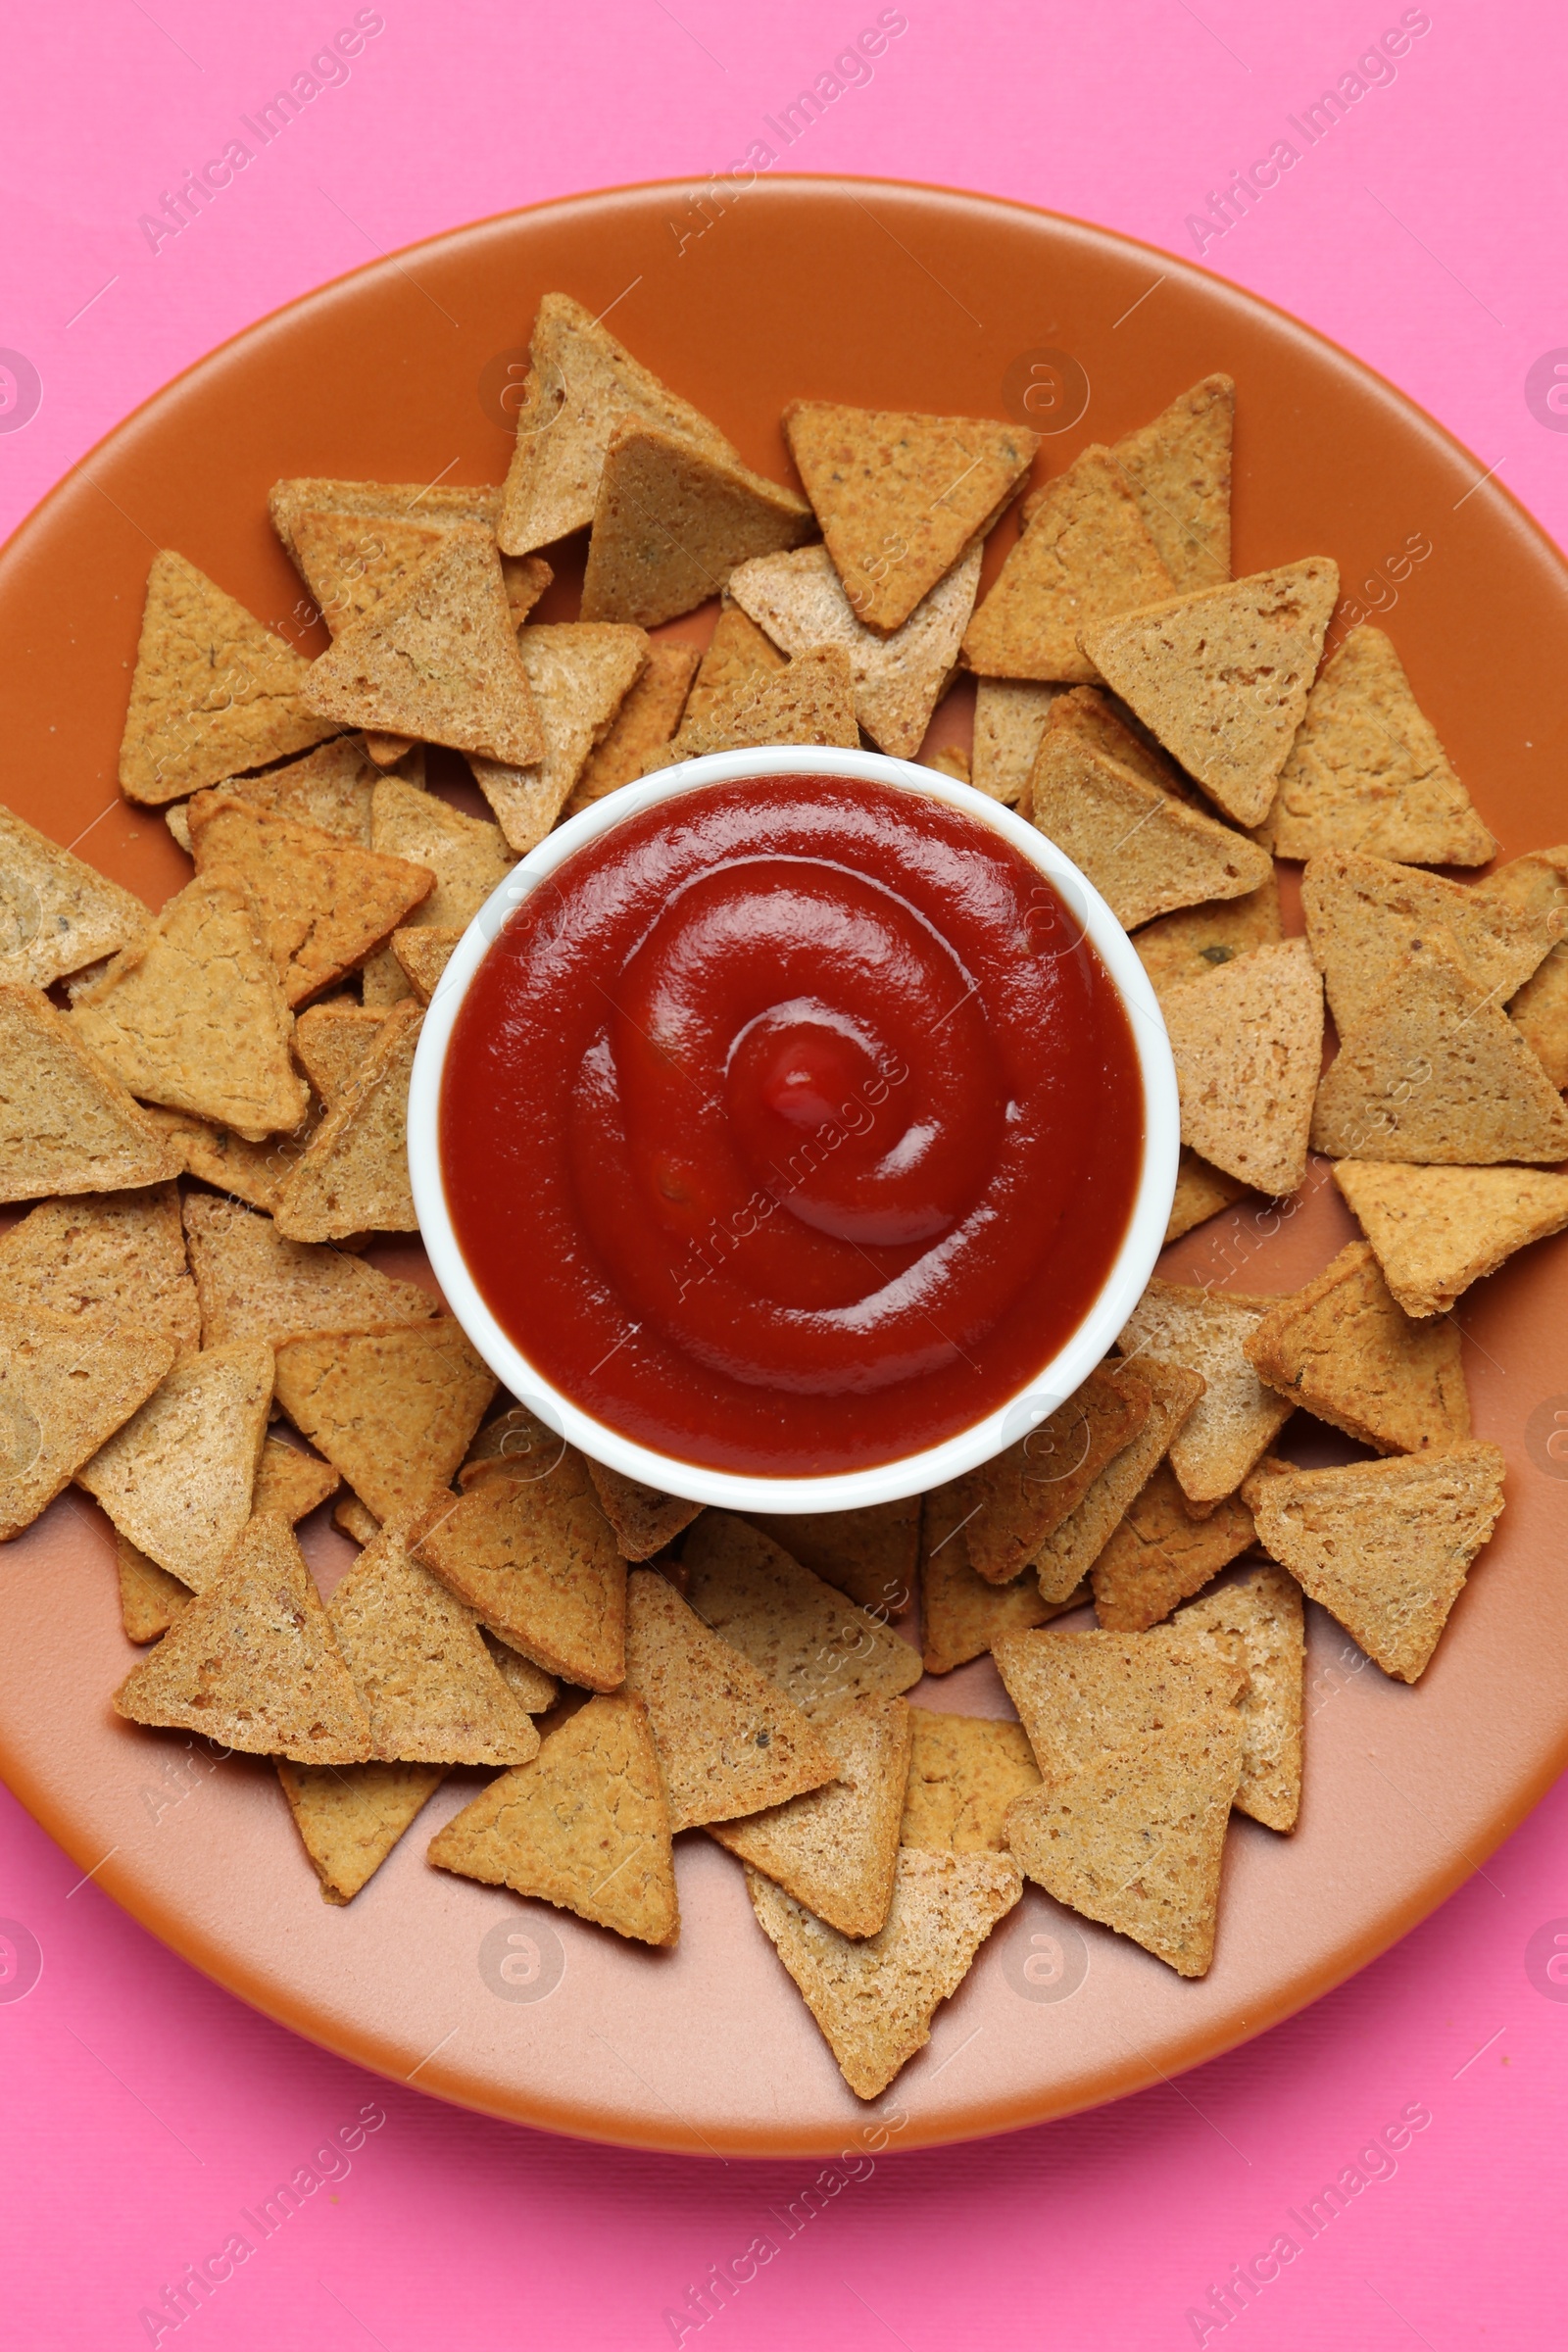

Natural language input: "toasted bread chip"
[1028,725,1271,933]
[1120,1279,1296,1503]
[1165,1149,1251,1244]
[996,1615,1246,1788]
[739,1496,919,1620]
[176,736,385,848]
[1332,1160,1568,1318]
[0,804,151,987]
[949,1362,1153,1587]
[290,507,450,636]
[482,1631,559,1714]
[468,622,648,852]
[0,1310,174,1541]
[117,1533,192,1643]
[1245,1239,1470,1454]
[273,1318,495,1525]
[369,776,513,935]
[334,1493,380,1545]
[584,1460,703,1561]
[971,678,1058,806]
[498,290,742,555]
[1175,1566,1303,1831]
[429,1690,678,1944]
[1311,931,1568,1165]
[138,1102,308,1216]
[1111,375,1234,590]
[1090,1464,1256,1631]
[290,1002,386,1105]
[681,596,788,728]
[1004,1714,1241,1977]
[1135,879,1283,1000]
[270,475,500,564]
[784,401,1035,633]
[919,1484,1088,1674]
[1047,682,1202,804]
[252,1435,339,1524]
[329,1516,541,1765]
[682,1512,922,1715]
[119,551,337,805]
[728,540,981,759]
[567,641,701,809]
[77,1341,272,1592]
[113,1514,371,1760]
[1032,1361,1206,1603]
[623,1567,836,1830]
[962,444,1175,682]
[1081,560,1340,826]
[1270,625,1494,863]
[183,1193,435,1350]
[1250,1442,1506,1682]
[645,644,859,772]
[582,420,813,628]
[411,1452,626,1690]
[1163,938,1325,1196]
[710,1695,912,1938]
[69,868,309,1143]
[389,926,462,1004]
[1302,850,1546,1037]
[900,1712,1041,1854]
[1475,846,1568,1085]
[272,1000,422,1241]
[278,1758,446,1904]
[0,1185,197,1356]
[747,1845,1021,2099]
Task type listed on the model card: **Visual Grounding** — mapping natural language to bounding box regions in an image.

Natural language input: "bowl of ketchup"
[409,746,1178,1512]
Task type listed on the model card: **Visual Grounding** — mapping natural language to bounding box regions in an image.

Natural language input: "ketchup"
[440,776,1142,1476]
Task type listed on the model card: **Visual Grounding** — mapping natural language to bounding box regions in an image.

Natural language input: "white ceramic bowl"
[409,744,1179,1514]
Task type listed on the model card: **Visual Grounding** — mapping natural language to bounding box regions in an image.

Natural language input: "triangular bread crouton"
[428,1690,679,1946]
[747,1845,1021,2099]
[1032,1361,1206,1603]
[643,644,859,772]
[302,526,546,766]
[971,677,1057,806]
[1248,1442,1506,1682]
[1119,1278,1297,1503]
[0,985,191,1201]
[253,1435,339,1524]
[389,926,462,1004]
[368,776,513,933]
[327,1515,541,1765]
[119,551,337,805]
[728,540,981,759]
[76,1341,273,1592]
[946,1361,1153,1587]
[0,804,151,987]
[0,1185,197,1356]
[410,1444,626,1690]
[483,1632,558,1714]
[583,1460,703,1561]
[899,1712,1041,1854]
[186,1195,439,1345]
[269,474,500,565]
[992,1621,1247,1780]
[1476,846,1568,1086]
[69,871,308,1142]
[919,1484,1089,1674]
[171,735,383,848]
[278,1758,447,1904]
[1026,717,1271,932]
[581,419,813,628]
[783,400,1036,633]
[135,1102,309,1217]
[468,622,648,853]
[710,1694,912,1938]
[1090,1465,1256,1631]
[737,1495,919,1620]
[0,1310,176,1541]
[1046,681,1203,804]
[1175,1566,1304,1832]
[1134,877,1283,1001]
[117,1533,193,1643]
[1301,850,1547,1037]
[621,1567,837,1831]
[1332,1160,1568,1318]
[1079,559,1341,827]
[1003,1712,1242,1977]
[1310,930,1568,1165]
[272,1318,496,1526]
[186,795,433,1007]
[289,507,449,635]
[1110,374,1234,590]
[1268,625,1494,864]
[1244,1239,1470,1454]
[681,596,788,728]
[334,1494,381,1546]
[566,641,701,809]
[1162,938,1325,1196]
[498,290,743,556]
[113,1514,371,1760]
[272,1000,423,1241]
[680,1512,922,1714]
[962,444,1175,682]
[1166,1149,1251,1244]
[289,1003,388,1105]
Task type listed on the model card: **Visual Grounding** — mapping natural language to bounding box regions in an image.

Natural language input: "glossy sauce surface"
[441,776,1143,1475]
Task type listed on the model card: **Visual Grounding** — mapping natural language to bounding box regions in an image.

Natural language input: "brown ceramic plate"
[2,179,1566,2157]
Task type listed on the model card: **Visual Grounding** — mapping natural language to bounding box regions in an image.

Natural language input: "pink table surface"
[3,4,1566,2346]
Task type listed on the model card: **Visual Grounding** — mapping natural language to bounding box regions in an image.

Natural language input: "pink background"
[3,3,1567,2345]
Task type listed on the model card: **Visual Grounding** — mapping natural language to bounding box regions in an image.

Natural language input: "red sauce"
[440,775,1143,1476]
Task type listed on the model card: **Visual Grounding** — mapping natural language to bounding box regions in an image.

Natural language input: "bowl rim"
[407,742,1180,1512]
